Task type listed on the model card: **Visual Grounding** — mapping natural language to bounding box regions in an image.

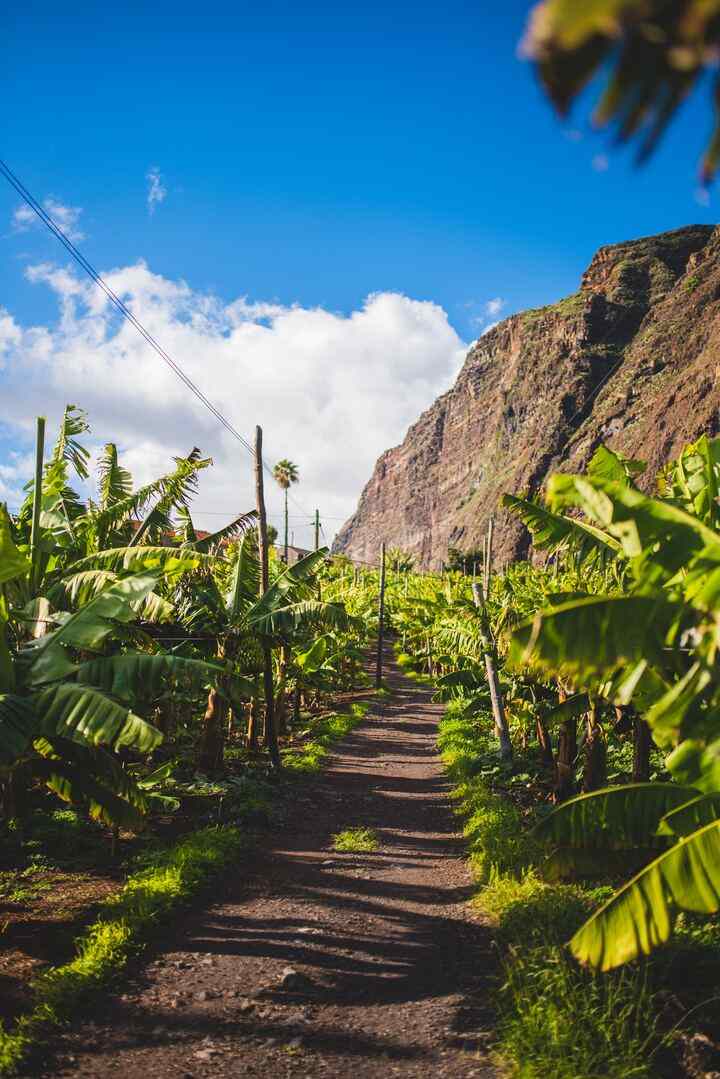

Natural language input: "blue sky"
[1,1,716,542]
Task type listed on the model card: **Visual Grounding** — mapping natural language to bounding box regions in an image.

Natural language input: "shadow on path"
[40,643,498,1079]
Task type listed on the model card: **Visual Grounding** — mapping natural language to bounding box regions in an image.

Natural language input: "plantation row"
[0,405,375,837]
[4,405,720,1075]
[360,434,720,1076]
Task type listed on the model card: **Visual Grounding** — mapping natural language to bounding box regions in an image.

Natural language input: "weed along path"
[45,652,498,1079]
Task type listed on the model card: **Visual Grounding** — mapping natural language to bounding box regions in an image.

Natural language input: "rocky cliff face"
[334,225,720,568]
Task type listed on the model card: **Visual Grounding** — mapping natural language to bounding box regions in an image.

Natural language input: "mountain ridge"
[333,224,720,567]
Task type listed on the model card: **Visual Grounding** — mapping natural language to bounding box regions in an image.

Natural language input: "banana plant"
[1,408,252,826]
[509,439,720,969]
[1,516,162,825]
[175,532,355,772]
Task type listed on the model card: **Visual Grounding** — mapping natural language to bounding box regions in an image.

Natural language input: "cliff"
[334,225,720,568]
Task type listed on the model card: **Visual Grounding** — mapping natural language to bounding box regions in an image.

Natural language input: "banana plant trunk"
[632,715,652,782]
[582,704,607,793]
[196,643,228,774]
[246,694,259,751]
[275,644,290,735]
[196,684,227,774]
[555,683,577,801]
[536,716,555,771]
[471,583,512,761]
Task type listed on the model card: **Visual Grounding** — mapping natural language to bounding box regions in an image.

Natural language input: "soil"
[0,872,122,1025]
[38,650,499,1078]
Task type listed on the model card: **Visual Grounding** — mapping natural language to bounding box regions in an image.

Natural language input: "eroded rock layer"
[334,225,720,567]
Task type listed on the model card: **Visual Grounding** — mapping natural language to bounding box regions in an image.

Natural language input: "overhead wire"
[0,159,319,521]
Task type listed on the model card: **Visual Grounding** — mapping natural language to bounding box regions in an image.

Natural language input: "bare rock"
[279,967,312,991]
[333,225,720,568]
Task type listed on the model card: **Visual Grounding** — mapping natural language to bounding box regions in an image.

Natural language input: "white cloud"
[0,263,467,546]
[146,167,167,214]
[484,297,506,318]
[12,199,85,242]
[592,153,610,173]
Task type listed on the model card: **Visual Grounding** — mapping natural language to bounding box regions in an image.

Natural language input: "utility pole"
[484,517,494,598]
[375,542,386,689]
[29,416,45,593]
[314,509,320,551]
[254,426,280,771]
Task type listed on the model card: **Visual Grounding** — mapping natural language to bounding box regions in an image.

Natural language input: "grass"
[282,702,369,774]
[438,702,661,1079]
[0,825,245,1076]
[331,827,379,852]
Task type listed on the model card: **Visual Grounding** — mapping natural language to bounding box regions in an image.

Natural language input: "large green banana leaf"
[0,504,31,585]
[666,736,720,792]
[96,442,133,511]
[228,533,261,621]
[547,476,720,577]
[33,682,162,752]
[534,783,698,849]
[47,569,121,607]
[509,594,684,683]
[542,692,590,726]
[658,792,720,837]
[644,662,712,748]
[31,573,160,661]
[502,493,620,562]
[32,758,145,829]
[0,693,37,764]
[250,598,352,637]
[67,546,208,576]
[75,652,225,702]
[296,637,328,673]
[571,819,720,970]
[185,511,256,553]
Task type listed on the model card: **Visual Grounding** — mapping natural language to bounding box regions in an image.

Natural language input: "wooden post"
[472,581,512,761]
[254,426,280,771]
[375,542,386,689]
[314,509,320,551]
[484,517,494,598]
[30,416,46,592]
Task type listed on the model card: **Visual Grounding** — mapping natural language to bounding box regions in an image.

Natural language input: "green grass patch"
[498,948,658,1079]
[0,826,244,1076]
[331,827,379,852]
[437,707,661,1079]
[282,703,369,774]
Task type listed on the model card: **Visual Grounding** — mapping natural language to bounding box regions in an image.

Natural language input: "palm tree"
[272,460,299,563]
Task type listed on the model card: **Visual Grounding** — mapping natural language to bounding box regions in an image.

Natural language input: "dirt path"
[44,652,498,1078]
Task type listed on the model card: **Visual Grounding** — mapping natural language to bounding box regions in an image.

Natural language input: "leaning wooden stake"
[254,425,281,771]
[472,579,512,761]
[30,416,46,593]
[375,541,386,689]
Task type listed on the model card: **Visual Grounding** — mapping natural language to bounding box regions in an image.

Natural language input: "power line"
[0,159,318,520]
[0,161,260,457]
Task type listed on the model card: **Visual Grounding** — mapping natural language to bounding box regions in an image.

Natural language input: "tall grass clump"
[438,706,661,1079]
